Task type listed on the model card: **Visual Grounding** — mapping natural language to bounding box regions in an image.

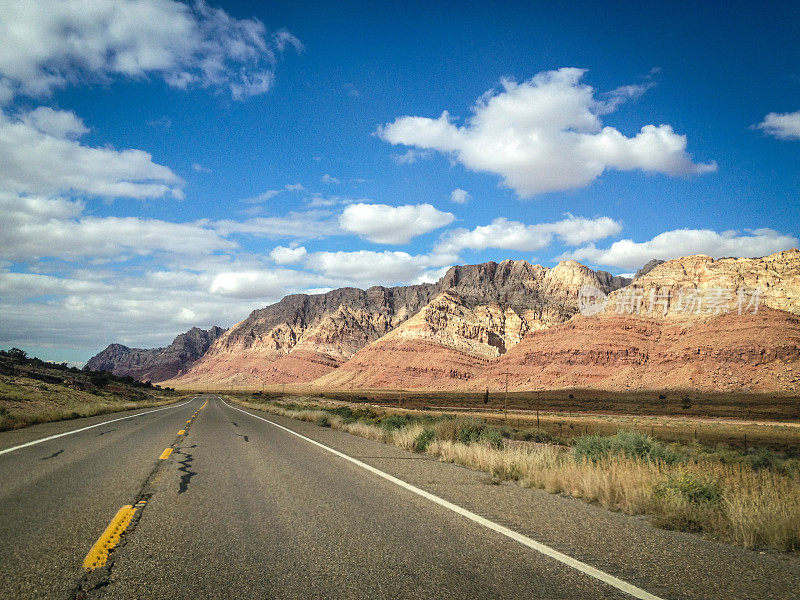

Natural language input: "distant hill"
[0,348,178,430]
[86,326,226,382]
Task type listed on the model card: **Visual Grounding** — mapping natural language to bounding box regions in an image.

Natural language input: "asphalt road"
[1,395,798,599]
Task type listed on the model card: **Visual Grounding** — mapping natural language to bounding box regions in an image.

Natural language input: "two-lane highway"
[1,396,798,599]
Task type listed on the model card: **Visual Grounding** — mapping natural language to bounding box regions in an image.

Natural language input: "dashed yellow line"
[159,447,173,460]
[177,429,185,435]
[83,505,137,569]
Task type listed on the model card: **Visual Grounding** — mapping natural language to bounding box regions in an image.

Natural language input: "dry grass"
[234,397,800,552]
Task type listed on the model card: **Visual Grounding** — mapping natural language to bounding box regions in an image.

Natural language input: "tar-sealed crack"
[175,446,197,494]
[236,433,249,442]
[71,402,202,599]
[41,449,63,460]
[94,428,117,437]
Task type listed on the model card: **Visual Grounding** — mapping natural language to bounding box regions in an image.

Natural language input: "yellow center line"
[83,505,137,570]
[177,429,185,435]
[159,447,173,460]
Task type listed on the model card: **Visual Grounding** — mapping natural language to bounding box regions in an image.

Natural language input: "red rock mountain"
[163,259,628,388]
[91,250,800,393]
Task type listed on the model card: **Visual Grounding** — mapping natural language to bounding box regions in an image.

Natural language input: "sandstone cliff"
[166,259,629,388]
[471,250,800,392]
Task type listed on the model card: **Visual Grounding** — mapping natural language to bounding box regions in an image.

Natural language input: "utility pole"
[500,371,511,423]
[536,390,541,430]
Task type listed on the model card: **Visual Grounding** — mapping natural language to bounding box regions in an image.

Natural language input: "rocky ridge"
[86,326,226,382]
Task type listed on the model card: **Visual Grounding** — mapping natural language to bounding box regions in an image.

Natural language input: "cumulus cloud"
[0,108,183,198]
[0,193,233,260]
[378,68,715,197]
[562,228,799,270]
[269,245,307,264]
[304,250,450,287]
[209,268,319,299]
[450,188,470,204]
[0,0,301,99]
[339,203,455,244]
[755,110,800,140]
[436,215,622,255]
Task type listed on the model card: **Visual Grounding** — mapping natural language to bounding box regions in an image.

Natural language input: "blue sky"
[0,0,798,363]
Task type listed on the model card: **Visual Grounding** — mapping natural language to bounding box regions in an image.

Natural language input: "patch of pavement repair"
[175,445,198,494]
[71,408,200,599]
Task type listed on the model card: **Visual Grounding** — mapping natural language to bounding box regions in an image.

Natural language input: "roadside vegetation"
[0,348,182,431]
[233,396,800,552]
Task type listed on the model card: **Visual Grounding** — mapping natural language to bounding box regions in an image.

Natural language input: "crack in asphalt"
[94,428,117,437]
[71,399,203,599]
[176,446,197,494]
[41,449,63,460]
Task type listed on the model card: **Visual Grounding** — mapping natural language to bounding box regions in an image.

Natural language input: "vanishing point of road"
[1,395,797,599]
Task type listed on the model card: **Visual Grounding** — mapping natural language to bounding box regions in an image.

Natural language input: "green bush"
[314,415,331,428]
[413,428,436,452]
[573,430,681,464]
[573,434,613,462]
[479,427,504,449]
[656,472,722,505]
[380,414,412,431]
[456,421,485,445]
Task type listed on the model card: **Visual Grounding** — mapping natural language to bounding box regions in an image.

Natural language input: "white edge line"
[0,397,199,456]
[220,398,665,600]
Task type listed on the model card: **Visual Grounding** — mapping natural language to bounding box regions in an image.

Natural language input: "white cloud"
[21,106,88,138]
[339,203,455,244]
[192,163,212,173]
[321,173,340,184]
[450,188,470,204]
[0,108,183,199]
[0,0,300,99]
[0,193,233,260]
[436,215,622,254]
[392,148,432,164]
[378,68,715,197]
[562,228,799,270]
[209,268,318,299]
[304,250,449,287]
[269,245,307,265]
[214,210,339,239]
[755,110,800,140]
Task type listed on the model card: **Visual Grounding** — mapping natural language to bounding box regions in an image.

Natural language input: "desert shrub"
[380,414,412,432]
[314,415,331,428]
[656,472,722,505]
[413,428,436,452]
[573,434,612,462]
[574,431,680,464]
[479,427,504,449]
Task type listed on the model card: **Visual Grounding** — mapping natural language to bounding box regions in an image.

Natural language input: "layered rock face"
[604,250,800,319]
[305,261,630,390]
[166,259,629,388]
[97,250,800,393]
[473,250,800,392]
[86,326,226,382]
